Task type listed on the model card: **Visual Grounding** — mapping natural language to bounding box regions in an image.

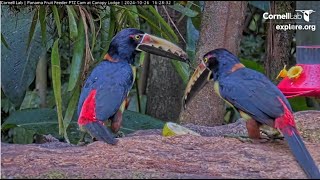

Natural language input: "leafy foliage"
[1,4,195,144]
[1,7,44,107]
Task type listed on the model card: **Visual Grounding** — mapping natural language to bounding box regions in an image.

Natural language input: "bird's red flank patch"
[78,89,98,126]
[274,97,297,136]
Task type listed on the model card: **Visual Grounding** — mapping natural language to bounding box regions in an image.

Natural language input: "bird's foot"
[224,134,270,144]
[261,128,284,142]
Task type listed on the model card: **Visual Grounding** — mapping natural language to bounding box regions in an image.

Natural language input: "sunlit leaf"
[52,5,61,37]
[51,38,64,136]
[66,5,78,41]
[68,19,85,91]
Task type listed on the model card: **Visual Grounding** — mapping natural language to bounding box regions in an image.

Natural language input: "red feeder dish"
[277,64,320,98]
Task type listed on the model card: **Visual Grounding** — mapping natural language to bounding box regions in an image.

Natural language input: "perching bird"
[183,48,320,179]
[78,28,188,145]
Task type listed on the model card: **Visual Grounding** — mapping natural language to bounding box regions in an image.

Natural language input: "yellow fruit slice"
[162,122,201,137]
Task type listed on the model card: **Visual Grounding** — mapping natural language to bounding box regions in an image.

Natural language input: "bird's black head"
[107,28,188,64]
[182,48,244,109]
[107,28,144,64]
[202,48,241,79]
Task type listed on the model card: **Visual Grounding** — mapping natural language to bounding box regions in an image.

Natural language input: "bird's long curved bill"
[183,62,212,109]
[136,34,189,62]
[84,122,118,145]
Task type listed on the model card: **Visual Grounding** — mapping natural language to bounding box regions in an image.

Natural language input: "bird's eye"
[204,57,209,63]
[135,35,141,40]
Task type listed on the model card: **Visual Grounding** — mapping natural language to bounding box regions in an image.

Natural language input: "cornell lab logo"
[263,9,315,22]
[295,10,315,22]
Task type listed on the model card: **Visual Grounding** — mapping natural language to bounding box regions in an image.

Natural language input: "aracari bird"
[183,48,320,179]
[78,28,188,145]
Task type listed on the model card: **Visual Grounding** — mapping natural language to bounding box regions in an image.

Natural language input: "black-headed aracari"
[183,48,320,179]
[78,28,188,145]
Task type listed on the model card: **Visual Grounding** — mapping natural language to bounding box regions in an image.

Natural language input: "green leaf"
[120,110,165,134]
[148,6,179,42]
[12,127,35,144]
[288,97,316,112]
[51,38,64,136]
[169,3,199,17]
[135,6,171,40]
[66,6,78,41]
[171,61,190,85]
[2,108,80,144]
[26,9,38,51]
[19,90,40,110]
[63,85,80,130]
[186,17,199,64]
[240,58,265,73]
[67,19,85,91]
[1,7,43,107]
[101,6,116,59]
[190,1,202,31]
[39,6,47,46]
[126,6,140,29]
[127,94,147,114]
[52,5,62,37]
[1,33,10,50]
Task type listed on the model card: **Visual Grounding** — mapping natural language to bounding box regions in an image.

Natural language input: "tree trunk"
[265,1,295,83]
[179,1,247,126]
[145,6,186,122]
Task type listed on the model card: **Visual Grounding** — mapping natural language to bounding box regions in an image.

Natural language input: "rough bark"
[265,1,295,82]
[2,111,320,179]
[179,1,247,126]
[145,6,186,122]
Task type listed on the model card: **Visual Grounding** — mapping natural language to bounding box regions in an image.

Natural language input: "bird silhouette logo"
[295,10,315,22]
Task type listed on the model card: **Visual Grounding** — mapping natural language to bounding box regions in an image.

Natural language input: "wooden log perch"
[1,111,320,179]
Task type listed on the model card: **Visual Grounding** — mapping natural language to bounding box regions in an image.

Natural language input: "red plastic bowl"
[277,64,320,98]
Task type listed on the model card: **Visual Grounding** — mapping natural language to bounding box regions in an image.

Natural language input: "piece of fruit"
[162,122,201,137]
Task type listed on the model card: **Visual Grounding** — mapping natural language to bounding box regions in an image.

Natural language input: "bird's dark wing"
[218,68,291,127]
[77,61,133,121]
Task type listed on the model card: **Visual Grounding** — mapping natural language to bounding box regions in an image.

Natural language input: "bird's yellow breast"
[213,81,252,121]
[213,81,234,108]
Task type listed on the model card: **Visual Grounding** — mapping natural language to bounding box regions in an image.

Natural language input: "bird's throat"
[104,53,118,62]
